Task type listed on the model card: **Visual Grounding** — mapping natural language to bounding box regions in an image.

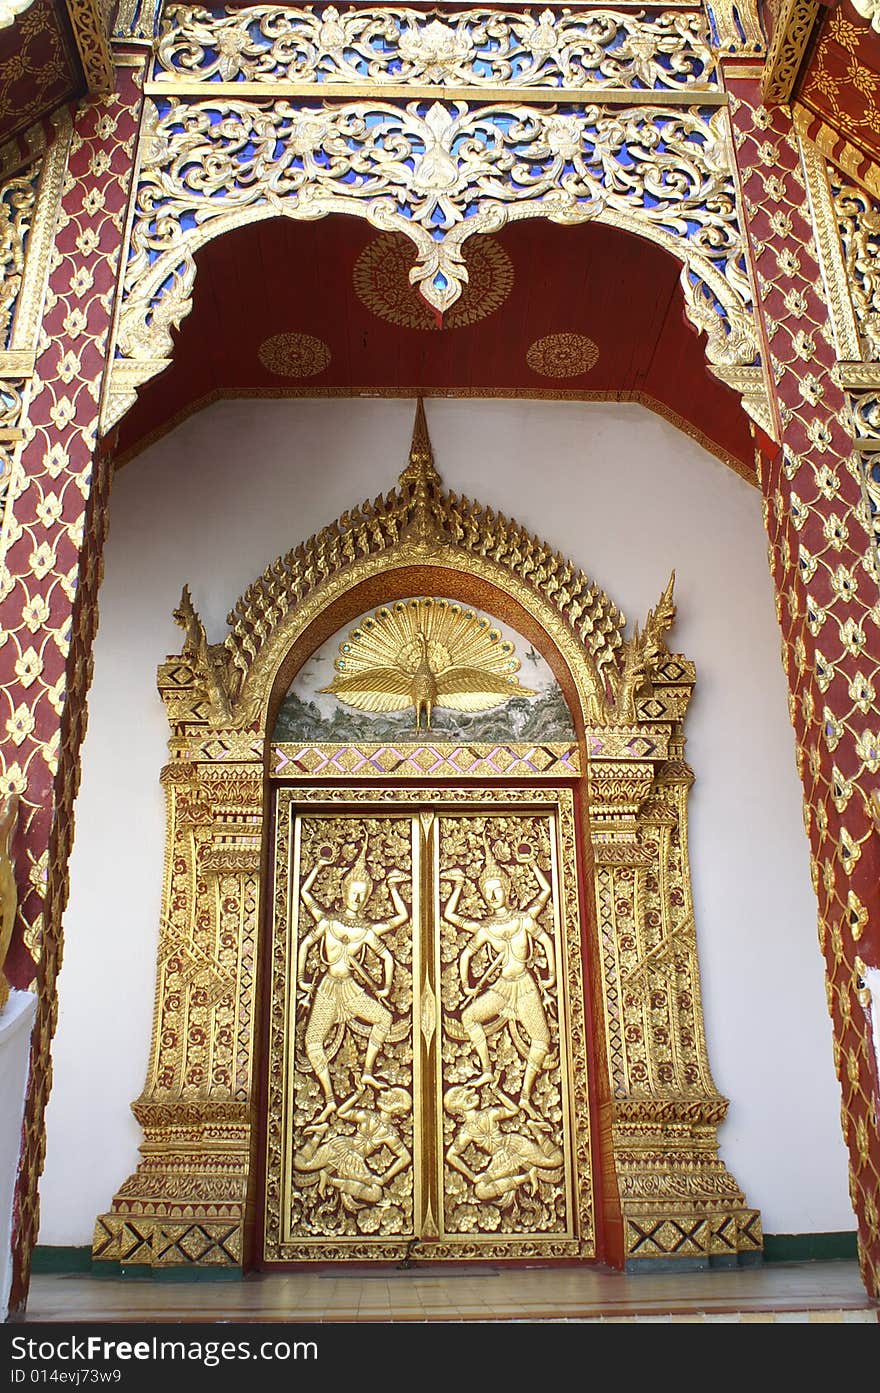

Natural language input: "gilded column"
[587,652,761,1266]
[92,650,263,1269]
[726,75,880,1295]
[0,67,144,1310]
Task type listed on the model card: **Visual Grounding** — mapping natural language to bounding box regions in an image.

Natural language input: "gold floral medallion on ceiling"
[353,233,513,331]
[527,332,600,379]
[258,331,331,377]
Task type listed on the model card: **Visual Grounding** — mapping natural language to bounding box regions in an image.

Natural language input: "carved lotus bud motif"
[287,113,332,157]
[545,116,584,160]
[398,19,471,79]
[317,6,345,52]
[519,10,559,57]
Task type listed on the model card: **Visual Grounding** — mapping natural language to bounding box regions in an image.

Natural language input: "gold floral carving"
[113,0,161,41]
[257,331,331,377]
[0,166,38,350]
[526,332,599,379]
[95,403,759,1270]
[845,384,880,573]
[63,0,114,94]
[105,89,759,429]
[795,137,861,364]
[0,380,23,432]
[761,0,821,105]
[0,118,71,377]
[152,4,719,95]
[353,233,513,331]
[830,172,880,361]
[704,0,765,57]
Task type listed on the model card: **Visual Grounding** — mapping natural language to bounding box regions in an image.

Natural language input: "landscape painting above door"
[273,597,576,744]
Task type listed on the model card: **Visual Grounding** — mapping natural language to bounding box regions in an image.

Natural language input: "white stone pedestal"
[0,990,36,1318]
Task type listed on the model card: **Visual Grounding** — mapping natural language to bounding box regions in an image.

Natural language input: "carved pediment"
[167,401,690,734]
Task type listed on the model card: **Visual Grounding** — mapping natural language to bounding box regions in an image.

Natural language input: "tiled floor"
[21,1262,879,1323]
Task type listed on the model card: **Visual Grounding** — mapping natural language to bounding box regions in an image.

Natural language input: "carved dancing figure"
[294,1087,412,1213]
[444,1083,563,1207]
[443,836,555,1110]
[298,842,409,1122]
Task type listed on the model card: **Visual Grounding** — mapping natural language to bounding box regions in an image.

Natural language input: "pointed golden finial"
[399,397,441,490]
[399,398,442,544]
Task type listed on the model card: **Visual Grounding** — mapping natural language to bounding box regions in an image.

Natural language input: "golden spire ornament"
[320,597,536,730]
[399,398,442,545]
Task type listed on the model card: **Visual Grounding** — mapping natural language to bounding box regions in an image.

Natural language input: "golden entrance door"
[263,786,595,1262]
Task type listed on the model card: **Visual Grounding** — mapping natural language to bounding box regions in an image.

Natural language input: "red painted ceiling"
[797,1,880,178]
[114,213,756,479]
[0,0,83,149]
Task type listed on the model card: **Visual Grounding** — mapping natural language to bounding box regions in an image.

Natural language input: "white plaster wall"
[39,397,854,1244]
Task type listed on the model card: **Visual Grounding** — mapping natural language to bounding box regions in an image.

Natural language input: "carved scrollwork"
[109,91,757,422]
[0,162,39,349]
[831,174,880,361]
[152,4,719,94]
[761,0,820,106]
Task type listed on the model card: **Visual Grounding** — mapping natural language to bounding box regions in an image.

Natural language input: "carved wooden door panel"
[264,790,595,1262]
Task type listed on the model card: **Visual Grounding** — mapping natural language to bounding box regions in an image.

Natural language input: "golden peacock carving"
[320,597,536,730]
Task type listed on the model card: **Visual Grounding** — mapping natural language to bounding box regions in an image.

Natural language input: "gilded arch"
[99,3,774,439]
[92,402,761,1269]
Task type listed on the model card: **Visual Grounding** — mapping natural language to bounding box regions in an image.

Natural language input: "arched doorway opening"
[109,214,757,487]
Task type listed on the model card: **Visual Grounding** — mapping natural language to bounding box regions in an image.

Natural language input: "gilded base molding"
[94,1107,250,1269]
[623,1210,763,1262]
[613,1103,763,1262]
[92,1218,243,1268]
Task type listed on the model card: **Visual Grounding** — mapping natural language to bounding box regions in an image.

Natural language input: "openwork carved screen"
[265,786,594,1261]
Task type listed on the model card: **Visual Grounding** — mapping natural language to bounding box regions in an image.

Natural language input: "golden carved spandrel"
[114,93,754,415]
[285,814,417,1243]
[437,812,573,1239]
